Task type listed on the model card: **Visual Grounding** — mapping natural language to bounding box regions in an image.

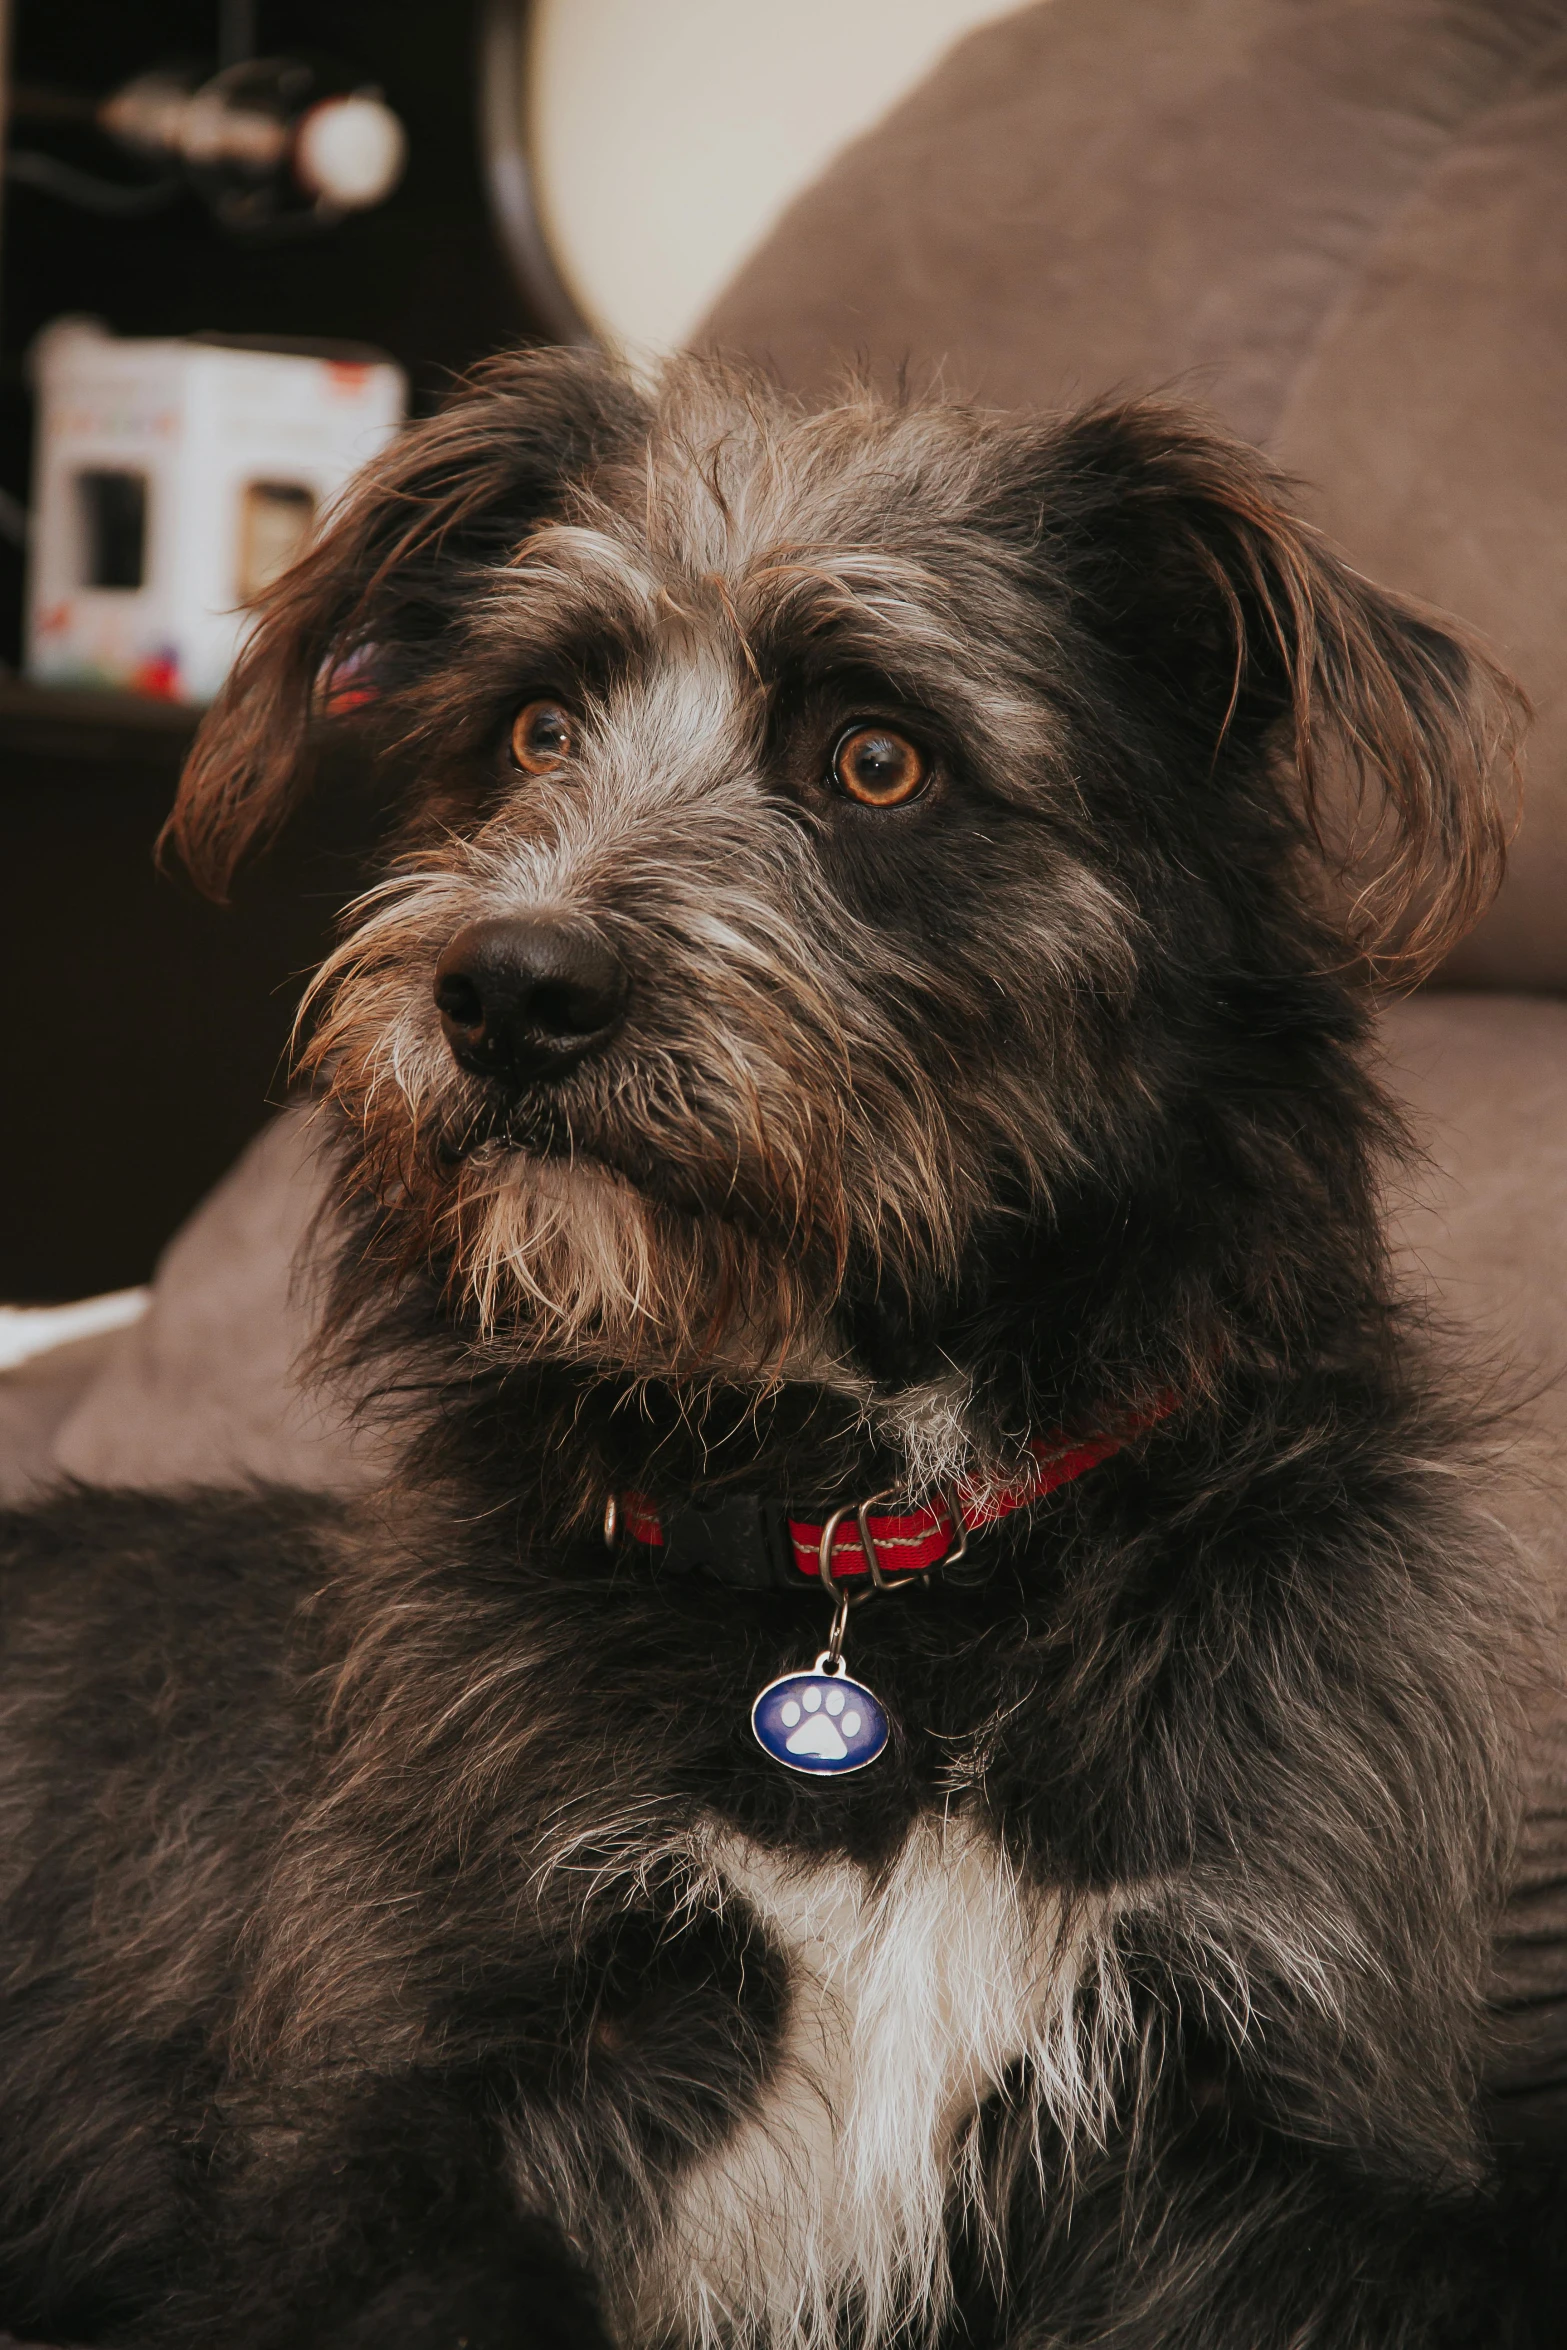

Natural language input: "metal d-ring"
[817,1484,977,1661]
[854,1484,973,1591]
[853,1488,903,1591]
[816,1501,876,1665]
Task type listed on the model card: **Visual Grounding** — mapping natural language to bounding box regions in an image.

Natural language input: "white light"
[294,94,408,212]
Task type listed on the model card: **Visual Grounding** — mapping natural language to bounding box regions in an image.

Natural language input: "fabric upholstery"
[47,1110,383,1496]
[0,1329,126,1505]
[701,0,1567,987]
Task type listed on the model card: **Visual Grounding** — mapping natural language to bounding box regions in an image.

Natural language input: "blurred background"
[1,0,526,1305]
[0,0,1023,1305]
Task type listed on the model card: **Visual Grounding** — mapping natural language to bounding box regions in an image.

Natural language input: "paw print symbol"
[751,1666,889,1773]
[778,1682,862,1759]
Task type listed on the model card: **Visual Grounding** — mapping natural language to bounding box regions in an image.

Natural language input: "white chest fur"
[622,1810,1119,2350]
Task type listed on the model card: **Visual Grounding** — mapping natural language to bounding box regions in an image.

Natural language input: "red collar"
[620,1393,1175,1588]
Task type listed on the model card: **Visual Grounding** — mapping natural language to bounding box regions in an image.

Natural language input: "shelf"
[0,676,204,767]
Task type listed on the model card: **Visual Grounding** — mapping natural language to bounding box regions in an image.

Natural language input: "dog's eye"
[831,725,928,807]
[510,699,576,774]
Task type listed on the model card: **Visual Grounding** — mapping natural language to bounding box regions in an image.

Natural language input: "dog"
[0,348,1559,2349]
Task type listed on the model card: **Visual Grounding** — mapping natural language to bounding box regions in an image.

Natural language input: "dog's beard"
[301,888,946,1384]
[429,1144,835,1376]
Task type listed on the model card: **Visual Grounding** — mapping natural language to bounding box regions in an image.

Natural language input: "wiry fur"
[1,351,1561,2350]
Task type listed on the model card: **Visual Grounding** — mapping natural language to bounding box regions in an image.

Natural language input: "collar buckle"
[657,1491,796,1589]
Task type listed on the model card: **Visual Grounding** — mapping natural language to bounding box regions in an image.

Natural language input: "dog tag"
[751,1653,889,1774]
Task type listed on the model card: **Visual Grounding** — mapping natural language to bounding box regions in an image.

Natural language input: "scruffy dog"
[0,350,1559,2349]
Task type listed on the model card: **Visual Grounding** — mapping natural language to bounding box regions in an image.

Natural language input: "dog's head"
[169,352,1517,1408]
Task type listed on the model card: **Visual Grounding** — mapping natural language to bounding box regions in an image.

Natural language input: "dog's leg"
[980,2115,1567,2350]
[0,1493,606,2350]
[98,2079,611,2350]
[328,2235,608,2350]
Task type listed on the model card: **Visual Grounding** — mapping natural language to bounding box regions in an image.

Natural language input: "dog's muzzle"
[434,914,628,1084]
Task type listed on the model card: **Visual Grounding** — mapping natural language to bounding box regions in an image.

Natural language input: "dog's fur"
[1,351,1561,2348]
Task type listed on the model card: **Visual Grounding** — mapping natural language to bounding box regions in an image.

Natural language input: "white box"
[25,320,405,704]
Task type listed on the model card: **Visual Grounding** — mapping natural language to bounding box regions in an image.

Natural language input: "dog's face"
[172,355,1513,1399]
[291,381,1143,1381]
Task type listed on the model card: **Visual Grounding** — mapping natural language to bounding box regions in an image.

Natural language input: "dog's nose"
[434,916,628,1082]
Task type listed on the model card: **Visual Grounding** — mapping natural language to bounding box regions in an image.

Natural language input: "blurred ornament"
[25,319,406,704]
[100,60,408,236]
[8,48,407,240]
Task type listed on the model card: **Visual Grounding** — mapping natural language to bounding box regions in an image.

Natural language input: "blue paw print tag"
[751,1652,889,1775]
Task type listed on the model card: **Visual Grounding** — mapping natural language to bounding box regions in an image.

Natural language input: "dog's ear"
[1021,402,1523,983]
[164,347,649,899]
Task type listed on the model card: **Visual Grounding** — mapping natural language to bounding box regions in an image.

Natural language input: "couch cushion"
[1278,58,1567,988]
[0,1326,130,1504]
[47,1109,384,1495]
[701,0,1567,988]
